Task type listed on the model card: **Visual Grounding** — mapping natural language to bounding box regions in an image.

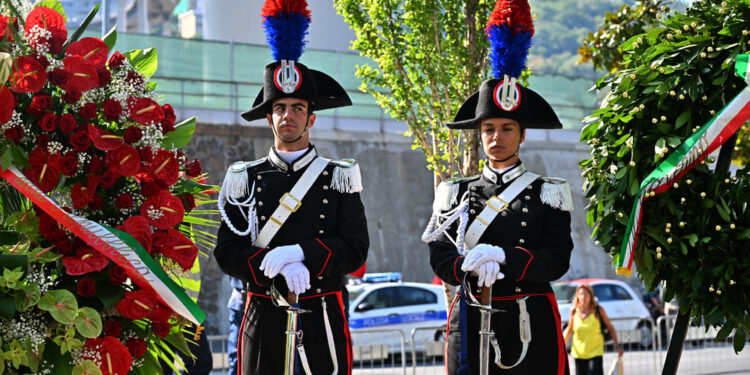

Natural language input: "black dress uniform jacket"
[215,146,369,375]
[427,161,573,375]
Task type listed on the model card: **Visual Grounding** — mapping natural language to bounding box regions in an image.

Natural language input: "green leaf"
[102,25,117,51]
[64,3,99,47]
[685,234,699,247]
[0,295,15,320]
[0,147,12,172]
[733,329,746,353]
[14,284,40,312]
[35,0,67,22]
[0,254,27,276]
[667,136,682,148]
[72,360,102,375]
[675,110,691,129]
[124,47,158,78]
[75,307,102,338]
[38,289,78,324]
[10,145,29,169]
[160,117,196,149]
[715,323,735,341]
[172,178,217,195]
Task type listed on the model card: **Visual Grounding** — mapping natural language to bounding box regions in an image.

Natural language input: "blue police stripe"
[349,310,448,329]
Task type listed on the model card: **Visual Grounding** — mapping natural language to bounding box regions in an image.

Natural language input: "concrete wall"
[186,120,616,335]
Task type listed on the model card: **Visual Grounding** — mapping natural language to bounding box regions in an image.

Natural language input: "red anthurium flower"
[83,337,132,375]
[66,37,109,67]
[24,162,60,193]
[24,7,67,52]
[105,144,141,177]
[115,289,161,320]
[150,305,173,323]
[70,176,98,210]
[148,149,179,186]
[127,97,164,126]
[11,56,47,93]
[63,56,99,92]
[62,247,109,276]
[126,338,147,358]
[28,146,60,169]
[122,215,152,253]
[140,190,184,229]
[88,123,124,151]
[0,86,14,124]
[160,228,198,271]
[38,212,58,240]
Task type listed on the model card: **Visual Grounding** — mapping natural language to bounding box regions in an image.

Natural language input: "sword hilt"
[481,287,491,305]
[288,292,298,304]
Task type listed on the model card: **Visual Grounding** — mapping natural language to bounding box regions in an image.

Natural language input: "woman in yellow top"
[563,284,623,375]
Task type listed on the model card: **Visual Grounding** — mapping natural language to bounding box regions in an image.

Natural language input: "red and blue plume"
[261,0,312,61]
[486,0,534,79]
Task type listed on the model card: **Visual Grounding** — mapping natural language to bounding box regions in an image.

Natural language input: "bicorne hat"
[241,0,351,122]
[447,0,561,130]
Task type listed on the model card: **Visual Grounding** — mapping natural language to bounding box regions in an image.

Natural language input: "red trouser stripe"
[445,293,459,375]
[546,292,567,375]
[237,293,252,375]
[335,291,353,374]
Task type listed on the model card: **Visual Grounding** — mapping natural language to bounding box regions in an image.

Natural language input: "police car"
[347,273,447,354]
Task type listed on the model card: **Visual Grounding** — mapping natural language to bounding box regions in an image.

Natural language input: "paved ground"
[208,343,749,374]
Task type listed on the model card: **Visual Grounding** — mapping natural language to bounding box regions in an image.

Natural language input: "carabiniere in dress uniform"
[422,1,574,374]
[214,2,369,374]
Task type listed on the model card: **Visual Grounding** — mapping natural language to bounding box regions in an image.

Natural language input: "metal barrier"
[208,315,749,374]
[350,327,408,375]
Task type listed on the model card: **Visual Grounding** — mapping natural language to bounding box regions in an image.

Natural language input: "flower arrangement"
[580,0,750,351]
[0,1,215,373]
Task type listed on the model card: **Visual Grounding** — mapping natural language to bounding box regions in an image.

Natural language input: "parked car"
[348,280,447,354]
[553,278,654,348]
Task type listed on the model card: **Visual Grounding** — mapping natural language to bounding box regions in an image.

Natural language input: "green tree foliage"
[580,0,750,351]
[334,0,495,180]
[577,0,670,73]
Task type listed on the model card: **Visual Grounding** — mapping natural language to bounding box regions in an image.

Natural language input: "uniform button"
[318,230,325,234]
[315,288,322,293]
[323,185,329,190]
[476,289,481,293]
[257,201,263,207]
[515,287,521,293]
[522,208,528,213]
[317,276,323,280]
[265,291,271,295]
[526,185,532,190]
[469,209,476,214]
[257,175,262,180]
[525,195,531,200]
[501,211,508,217]
[319,214,325,219]
[470,197,476,202]
[323,171,329,176]
[256,187,262,193]
[521,221,526,227]
[260,216,266,221]
[471,187,477,191]
[519,239,525,244]
[322,199,328,204]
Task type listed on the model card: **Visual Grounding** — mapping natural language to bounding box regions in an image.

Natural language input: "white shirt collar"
[482,161,526,184]
[268,145,318,172]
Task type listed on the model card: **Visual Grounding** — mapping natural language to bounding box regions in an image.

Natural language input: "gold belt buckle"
[279,192,302,212]
[486,196,508,212]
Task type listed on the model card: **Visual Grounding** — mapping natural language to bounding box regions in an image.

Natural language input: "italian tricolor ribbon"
[0,164,206,324]
[617,54,750,276]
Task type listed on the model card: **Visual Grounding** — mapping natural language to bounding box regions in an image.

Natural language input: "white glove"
[472,261,505,287]
[260,244,304,278]
[461,244,506,272]
[280,261,311,295]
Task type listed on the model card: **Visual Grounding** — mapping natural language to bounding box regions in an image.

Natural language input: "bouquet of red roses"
[0,1,215,374]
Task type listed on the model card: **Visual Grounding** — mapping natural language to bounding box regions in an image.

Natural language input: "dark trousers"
[239,291,352,375]
[228,307,244,375]
[574,356,603,375]
[445,292,570,375]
